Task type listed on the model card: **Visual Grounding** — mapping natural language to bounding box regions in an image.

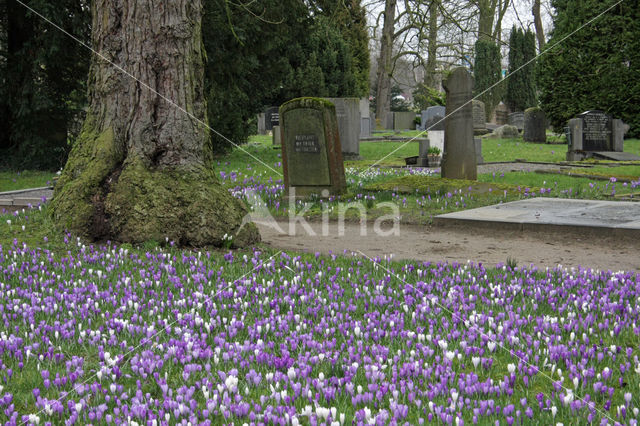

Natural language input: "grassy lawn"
[481,138,567,163]
[0,170,56,192]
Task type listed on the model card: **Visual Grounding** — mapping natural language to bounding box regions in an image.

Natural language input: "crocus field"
[1,236,639,425]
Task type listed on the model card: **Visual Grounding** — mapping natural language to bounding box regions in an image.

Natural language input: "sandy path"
[257,219,640,273]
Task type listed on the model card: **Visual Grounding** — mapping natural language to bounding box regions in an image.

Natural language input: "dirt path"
[257,219,640,273]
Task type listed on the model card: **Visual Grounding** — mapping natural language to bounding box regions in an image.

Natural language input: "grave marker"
[280,98,346,196]
[472,100,488,134]
[523,107,546,143]
[508,112,524,131]
[324,97,361,159]
[421,106,445,131]
[441,67,477,180]
[566,110,630,160]
[394,111,416,130]
[265,106,280,131]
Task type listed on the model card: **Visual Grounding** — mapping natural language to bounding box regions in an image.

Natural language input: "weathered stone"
[508,112,524,131]
[472,100,487,130]
[257,113,266,135]
[280,98,346,197]
[494,102,508,125]
[417,138,430,167]
[272,125,281,146]
[324,97,361,159]
[441,67,477,180]
[394,111,416,130]
[567,111,627,160]
[384,112,394,130]
[428,130,444,153]
[474,138,484,165]
[265,106,280,131]
[523,107,546,143]
[492,125,520,139]
[361,117,371,137]
[421,106,445,131]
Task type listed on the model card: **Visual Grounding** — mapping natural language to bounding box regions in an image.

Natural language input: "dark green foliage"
[308,0,370,97]
[505,26,537,112]
[412,83,445,111]
[203,1,361,153]
[0,0,90,171]
[473,39,502,120]
[538,0,640,136]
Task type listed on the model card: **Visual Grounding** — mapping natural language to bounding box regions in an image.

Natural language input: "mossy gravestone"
[523,107,546,143]
[280,98,346,197]
[442,67,477,180]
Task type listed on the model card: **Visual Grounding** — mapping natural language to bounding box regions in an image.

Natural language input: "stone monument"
[265,106,280,131]
[324,97,361,159]
[523,107,546,143]
[360,98,371,138]
[421,106,446,131]
[441,67,477,180]
[280,98,346,196]
[472,100,489,135]
[257,113,266,135]
[508,111,524,131]
[494,102,508,125]
[566,110,632,161]
[394,111,416,130]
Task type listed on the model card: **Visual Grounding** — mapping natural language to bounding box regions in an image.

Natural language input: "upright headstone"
[394,111,416,130]
[508,112,524,131]
[421,106,446,131]
[428,130,445,153]
[566,110,627,160]
[280,98,346,196]
[441,67,477,180]
[359,98,371,137]
[523,107,546,143]
[370,112,376,133]
[257,113,267,135]
[472,100,488,134]
[265,106,280,131]
[324,97,361,159]
[474,138,484,164]
[494,102,508,125]
[272,125,281,146]
[418,138,431,167]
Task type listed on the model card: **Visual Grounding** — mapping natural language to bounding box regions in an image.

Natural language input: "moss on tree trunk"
[50,0,259,247]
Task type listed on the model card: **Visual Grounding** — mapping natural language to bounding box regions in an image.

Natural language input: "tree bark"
[50,0,259,247]
[532,0,545,52]
[423,0,439,89]
[375,0,396,128]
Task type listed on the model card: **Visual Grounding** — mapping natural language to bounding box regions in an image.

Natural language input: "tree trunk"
[375,0,396,128]
[50,0,259,247]
[532,0,545,52]
[423,0,439,89]
[476,0,495,42]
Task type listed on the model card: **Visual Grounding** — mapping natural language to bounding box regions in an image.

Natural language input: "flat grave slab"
[435,197,640,237]
[593,151,640,161]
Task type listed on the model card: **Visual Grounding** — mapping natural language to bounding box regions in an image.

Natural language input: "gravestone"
[265,106,280,131]
[523,107,546,143]
[257,113,267,135]
[394,111,416,130]
[491,125,520,139]
[421,106,446,131]
[441,67,477,180]
[474,138,484,164]
[417,138,431,167]
[508,112,524,131]
[472,100,488,134]
[272,125,281,146]
[428,130,444,153]
[566,110,628,160]
[359,98,371,137]
[324,97,361,159]
[370,113,376,133]
[361,117,371,138]
[494,102,508,125]
[280,98,346,196]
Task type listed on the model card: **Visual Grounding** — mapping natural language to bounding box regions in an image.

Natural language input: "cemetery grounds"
[1,134,640,424]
